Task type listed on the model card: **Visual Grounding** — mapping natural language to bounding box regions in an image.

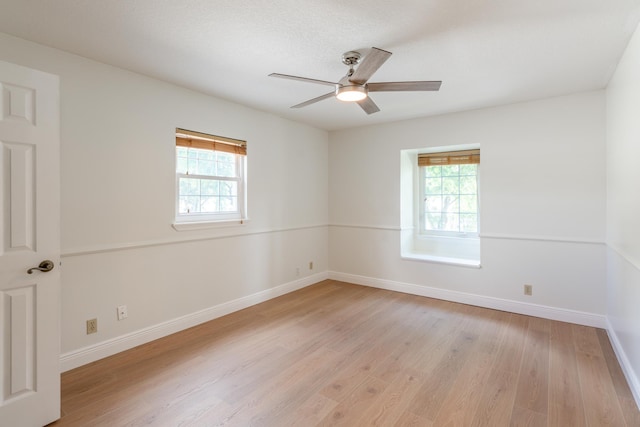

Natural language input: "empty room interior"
[1,1,640,426]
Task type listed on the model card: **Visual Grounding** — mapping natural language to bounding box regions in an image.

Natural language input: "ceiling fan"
[269,47,442,114]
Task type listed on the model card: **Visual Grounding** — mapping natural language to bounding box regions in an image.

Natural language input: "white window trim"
[400,253,481,268]
[174,144,247,228]
[172,218,249,231]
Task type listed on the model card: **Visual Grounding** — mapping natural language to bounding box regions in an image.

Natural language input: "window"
[400,147,481,267]
[419,150,479,236]
[175,128,246,223]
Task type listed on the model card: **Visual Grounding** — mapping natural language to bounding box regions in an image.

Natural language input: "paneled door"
[0,60,61,426]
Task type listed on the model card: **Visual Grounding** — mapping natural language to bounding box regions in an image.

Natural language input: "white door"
[0,60,61,426]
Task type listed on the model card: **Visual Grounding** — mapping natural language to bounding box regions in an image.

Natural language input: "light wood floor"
[51,280,640,426]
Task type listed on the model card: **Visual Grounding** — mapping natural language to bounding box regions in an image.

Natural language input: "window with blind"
[175,128,246,223]
[419,149,480,236]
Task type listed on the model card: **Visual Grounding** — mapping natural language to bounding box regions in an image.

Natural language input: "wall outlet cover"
[86,318,97,334]
[117,305,128,320]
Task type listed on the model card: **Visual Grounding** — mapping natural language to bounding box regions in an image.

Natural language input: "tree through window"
[419,150,479,235]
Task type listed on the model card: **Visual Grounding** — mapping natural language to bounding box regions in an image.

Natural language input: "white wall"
[329,92,607,323]
[606,21,640,404]
[0,33,329,369]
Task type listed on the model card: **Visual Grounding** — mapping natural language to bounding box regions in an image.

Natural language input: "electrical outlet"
[309,261,313,270]
[86,318,97,334]
[117,305,128,321]
[295,267,300,277]
[524,284,533,296]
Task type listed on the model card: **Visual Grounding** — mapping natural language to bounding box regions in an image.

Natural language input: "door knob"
[27,260,55,274]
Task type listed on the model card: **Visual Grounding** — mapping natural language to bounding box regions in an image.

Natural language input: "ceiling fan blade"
[349,47,392,85]
[291,91,335,108]
[367,81,442,92]
[357,96,380,115]
[269,73,337,87]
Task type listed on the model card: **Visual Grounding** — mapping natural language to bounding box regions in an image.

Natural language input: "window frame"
[417,151,480,239]
[174,128,247,225]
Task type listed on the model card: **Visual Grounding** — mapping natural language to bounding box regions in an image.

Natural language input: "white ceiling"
[1,0,639,131]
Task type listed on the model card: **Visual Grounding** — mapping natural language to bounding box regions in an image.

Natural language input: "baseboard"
[328,271,606,328]
[606,318,640,410]
[60,272,328,372]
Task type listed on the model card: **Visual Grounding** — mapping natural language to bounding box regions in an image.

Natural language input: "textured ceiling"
[1,0,639,130]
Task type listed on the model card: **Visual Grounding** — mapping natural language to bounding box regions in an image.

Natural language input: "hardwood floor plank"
[471,368,518,427]
[431,342,498,425]
[51,280,639,426]
[358,369,424,426]
[242,346,362,425]
[187,398,251,426]
[323,289,404,353]
[318,298,421,402]
[134,390,227,426]
[277,393,338,427]
[576,350,627,426]
[595,326,640,427]
[375,300,472,383]
[548,321,587,426]
[433,310,509,426]
[573,324,605,357]
[493,313,529,374]
[371,310,447,383]
[596,329,630,394]
[514,328,549,414]
[620,397,640,427]
[407,330,478,420]
[527,316,552,334]
[394,411,434,426]
[256,280,344,318]
[509,406,548,427]
[318,375,388,426]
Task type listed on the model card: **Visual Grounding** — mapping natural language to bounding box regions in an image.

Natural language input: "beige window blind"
[418,149,480,166]
[176,128,246,156]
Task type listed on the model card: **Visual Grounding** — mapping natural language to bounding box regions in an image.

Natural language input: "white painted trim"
[328,223,401,231]
[606,318,640,410]
[480,232,605,245]
[329,225,605,246]
[328,271,606,328]
[61,224,328,257]
[400,254,481,268]
[59,272,328,372]
[172,218,249,231]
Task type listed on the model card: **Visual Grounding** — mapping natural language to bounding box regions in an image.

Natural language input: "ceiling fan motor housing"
[341,51,361,66]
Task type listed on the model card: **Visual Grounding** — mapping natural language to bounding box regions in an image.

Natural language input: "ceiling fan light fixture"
[336,85,367,102]
[270,47,441,114]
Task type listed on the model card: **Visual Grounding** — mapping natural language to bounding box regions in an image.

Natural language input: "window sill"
[416,233,479,240]
[401,252,481,268]
[172,218,249,232]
